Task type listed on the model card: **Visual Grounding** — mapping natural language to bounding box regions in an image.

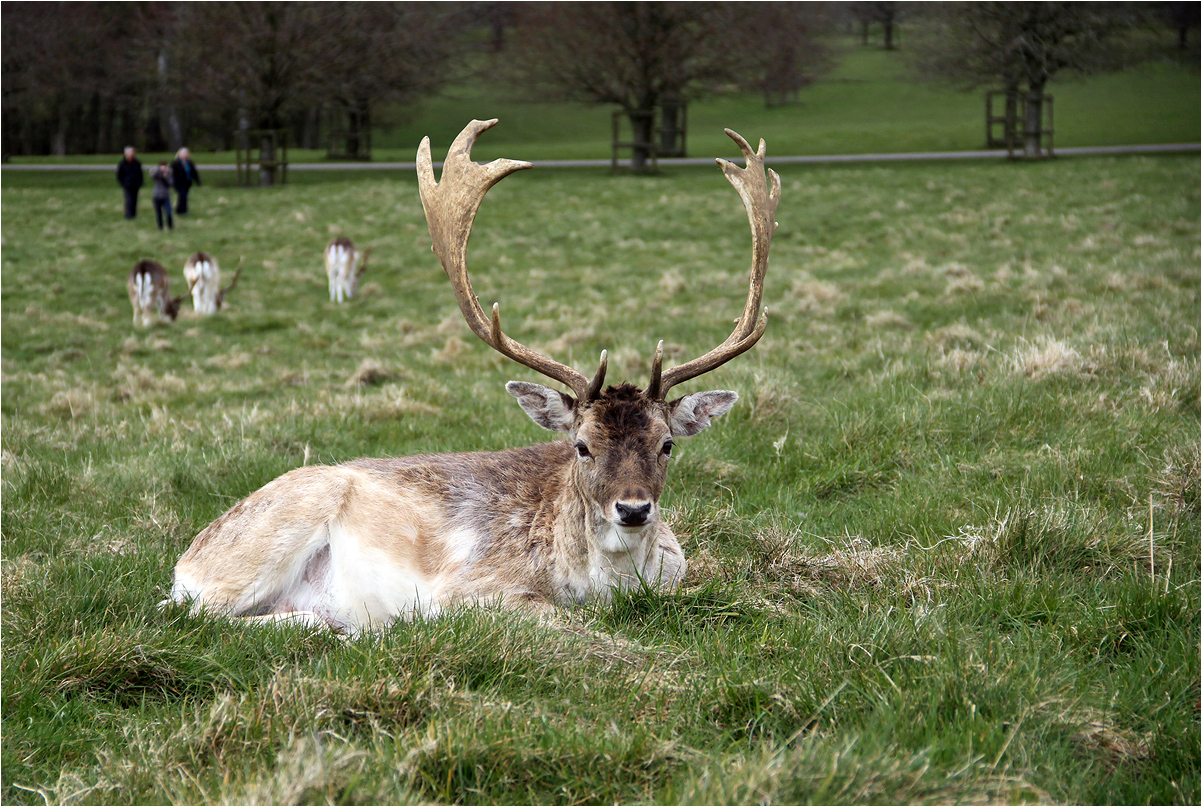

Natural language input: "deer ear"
[668,390,738,436]
[506,381,576,433]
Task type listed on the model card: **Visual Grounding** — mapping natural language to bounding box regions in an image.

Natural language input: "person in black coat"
[170,147,201,215]
[116,146,144,219]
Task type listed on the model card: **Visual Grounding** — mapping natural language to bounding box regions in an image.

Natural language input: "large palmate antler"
[417,119,608,402]
[645,129,780,400]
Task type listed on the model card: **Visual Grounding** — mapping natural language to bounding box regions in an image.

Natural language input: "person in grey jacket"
[149,161,174,231]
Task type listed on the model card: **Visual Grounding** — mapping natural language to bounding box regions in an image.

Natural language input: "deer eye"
[574,441,591,459]
[662,440,675,457]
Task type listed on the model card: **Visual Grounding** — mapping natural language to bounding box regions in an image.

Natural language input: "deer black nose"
[615,501,652,526]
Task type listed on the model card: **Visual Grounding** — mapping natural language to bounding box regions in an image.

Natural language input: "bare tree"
[177,2,323,183]
[2,1,463,159]
[913,2,1143,157]
[310,3,455,160]
[503,2,743,171]
[2,2,148,156]
[1159,1,1201,51]
[849,2,903,49]
[468,1,521,53]
[135,3,195,152]
[737,3,835,107]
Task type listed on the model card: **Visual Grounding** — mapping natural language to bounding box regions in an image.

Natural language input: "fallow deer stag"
[168,119,779,633]
[127,259,191,327]
[325,237,370,302]
[184,252,243,314]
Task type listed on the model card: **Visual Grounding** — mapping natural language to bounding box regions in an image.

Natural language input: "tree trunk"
[146,113,168,153]
[659,98,682,157]
[346,107,360,158]
[1023,84,1045,158]
[860,19,870,45]
[345,103,370,159]
[883,19,895,50]
[361,105,371,158]
[157,50,183,150]
[119,106,136,151]
[302,107,320,150]
[260,132,277,186]
[628,108,655,172]
[1004,92,1018,151]
[52,101,68,156]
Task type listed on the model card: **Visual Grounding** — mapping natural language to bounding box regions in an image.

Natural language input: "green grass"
[2,148,1199,804]
[6,38,1197,166]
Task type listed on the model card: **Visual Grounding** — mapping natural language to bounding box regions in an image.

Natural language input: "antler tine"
[649,128,780,400]
[223,256,245,294]
[418,119,600,401]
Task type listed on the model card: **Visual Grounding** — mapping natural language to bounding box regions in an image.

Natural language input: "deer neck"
[546,455,659,601]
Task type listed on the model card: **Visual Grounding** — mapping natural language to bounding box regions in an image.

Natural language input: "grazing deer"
[184,252,242,314]
[325,237,370,302]
[127,259,190,327]
[168,119,779,634]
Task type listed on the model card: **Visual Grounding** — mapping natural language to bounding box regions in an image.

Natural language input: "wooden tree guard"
[611,103,689,172]
[985,90,1019,150]
[235,128,289,185]
[612,109,657,173]
[986,91,1054,158]
[657,101,687,158]
[325,108,372,161]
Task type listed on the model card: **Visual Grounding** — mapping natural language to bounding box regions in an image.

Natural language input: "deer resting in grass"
[184,251,242,314]
[127,259,190,327]
[168,119,779,633]
[325,237,370,302]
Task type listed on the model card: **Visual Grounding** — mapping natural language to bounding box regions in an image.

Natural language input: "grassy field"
[6,38,1198,166]
[2,144,1199,804]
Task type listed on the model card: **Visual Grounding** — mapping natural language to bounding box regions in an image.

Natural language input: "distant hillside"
[370,40,1199,163]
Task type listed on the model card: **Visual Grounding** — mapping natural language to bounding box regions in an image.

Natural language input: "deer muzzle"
[614,498,653,528]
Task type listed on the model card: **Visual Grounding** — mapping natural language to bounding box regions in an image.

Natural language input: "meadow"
[2,144,1199,803]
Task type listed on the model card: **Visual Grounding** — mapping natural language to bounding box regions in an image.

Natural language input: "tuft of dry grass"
[789,277,844,315]
[40,386,97,418]
[864,309,914,331]
[1156,441,1201,518]
[1063,706,1154,767]
[1013,338,1088,379]
[343,358,393,388]
[204,351,254,371]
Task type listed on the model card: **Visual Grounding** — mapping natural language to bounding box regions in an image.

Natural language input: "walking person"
[116,146,144,219]
[170,147,201,214]
[149,161,174,231]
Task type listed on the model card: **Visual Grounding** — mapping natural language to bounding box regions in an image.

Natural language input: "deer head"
[164,273,200,320]
[417,119,778,533]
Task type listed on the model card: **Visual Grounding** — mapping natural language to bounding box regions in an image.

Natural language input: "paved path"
[3,143,1196,172]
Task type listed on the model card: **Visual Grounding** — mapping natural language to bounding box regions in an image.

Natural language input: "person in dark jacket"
[170,147,201,214]
[116,146,144,219]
